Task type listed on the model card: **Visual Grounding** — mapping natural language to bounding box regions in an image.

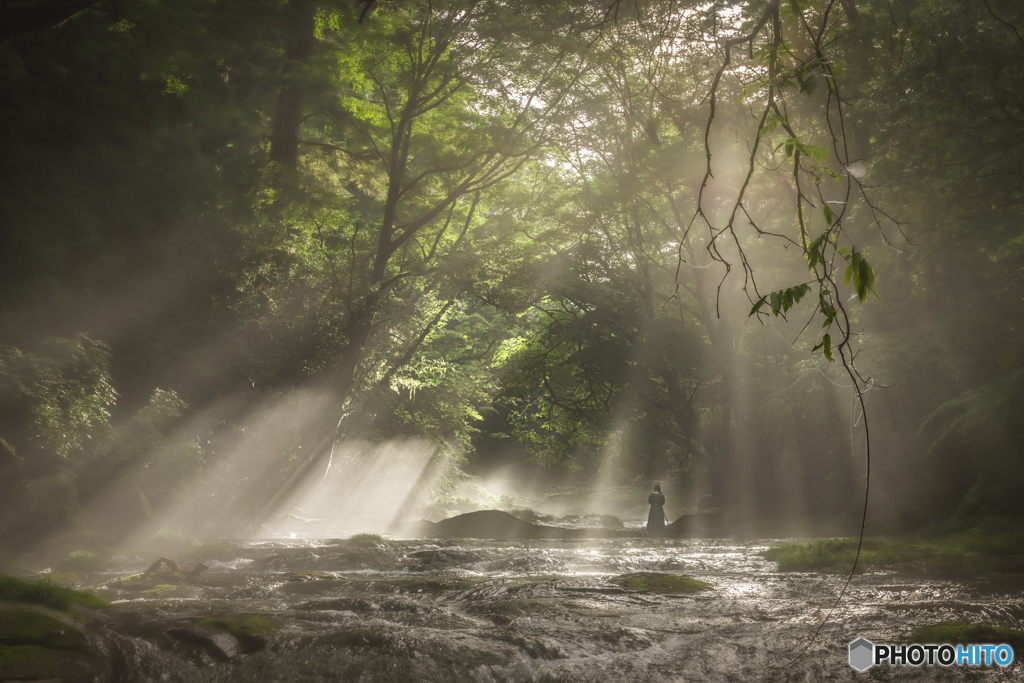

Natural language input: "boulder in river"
[663,511,724,537]
[406,510,631,540]
[0,604,102,682]
[167,613,277,661]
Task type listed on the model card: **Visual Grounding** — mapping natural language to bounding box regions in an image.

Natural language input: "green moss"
[66,591,112,610]
[345,533,383,547]
[0,608,88,650]
[909,623,1024,650]
[608,572,711,594]
[0,575,110,611]
[141,584,179,597]
[762,538,995,575]
[196,613,280,636]
[0,645,60,679]
[766,520,1024,576]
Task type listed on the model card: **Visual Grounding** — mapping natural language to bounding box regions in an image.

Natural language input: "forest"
[0,0,1022,679]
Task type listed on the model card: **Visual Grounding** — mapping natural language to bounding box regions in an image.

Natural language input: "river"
[72,534,1024,682]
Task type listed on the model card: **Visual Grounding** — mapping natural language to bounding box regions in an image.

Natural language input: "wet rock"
[251,547,400,572]
[0,605,100,682]
[502,634,569,659]
[304,623,521,669]
[166,613,276,661]
[0,644,78,681]
[409,510,630,540]
[167,625,243,662]
[664,511,724,537]
[0,606,89,651]
[405,548,488,570]
[597,626,656,651]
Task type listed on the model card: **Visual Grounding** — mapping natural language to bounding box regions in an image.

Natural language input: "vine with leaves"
[676,0,906,663]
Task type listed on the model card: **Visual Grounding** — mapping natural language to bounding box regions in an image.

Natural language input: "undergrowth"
[0,574,110,611]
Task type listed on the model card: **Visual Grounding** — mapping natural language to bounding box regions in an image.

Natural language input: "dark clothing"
[647,492,666,532]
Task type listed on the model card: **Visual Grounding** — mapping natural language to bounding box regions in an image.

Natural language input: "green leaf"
[823,204,833,226]
[791,283,810,304]
[749,296,768,317]
[812,333,834,361]
[856,258,873,301]
[806,233,828,270]
[819,294,834,319]
[843,264,853,287]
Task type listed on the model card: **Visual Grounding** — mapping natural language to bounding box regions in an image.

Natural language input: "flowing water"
[76,536,1024,682]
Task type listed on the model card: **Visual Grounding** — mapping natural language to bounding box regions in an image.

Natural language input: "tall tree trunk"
[269,0,316,170]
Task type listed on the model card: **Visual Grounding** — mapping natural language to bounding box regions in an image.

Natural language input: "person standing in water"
[647,484,667,533]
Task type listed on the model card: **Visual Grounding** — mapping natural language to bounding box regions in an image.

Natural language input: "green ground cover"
[608,573,711,593]
[345,533,384,547]
[909,623,1024,649]
[762,519,1024,575]
[0,575,110,611]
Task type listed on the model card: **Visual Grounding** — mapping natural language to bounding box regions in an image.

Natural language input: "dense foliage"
[0,0,1021,544]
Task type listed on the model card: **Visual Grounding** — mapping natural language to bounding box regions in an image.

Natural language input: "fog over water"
[1,0,1023,680]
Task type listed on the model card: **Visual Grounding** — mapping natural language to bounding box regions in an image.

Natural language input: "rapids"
[62,535,1024,682]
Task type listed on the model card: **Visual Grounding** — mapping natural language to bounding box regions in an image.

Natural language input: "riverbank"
[762,517,1024,576]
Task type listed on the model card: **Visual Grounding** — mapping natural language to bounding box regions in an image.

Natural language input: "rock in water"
[428,510,551,539]
[411,510,631,540]
[664,512,724,537]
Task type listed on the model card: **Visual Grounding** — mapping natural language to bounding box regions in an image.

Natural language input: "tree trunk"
[269,0,316,170]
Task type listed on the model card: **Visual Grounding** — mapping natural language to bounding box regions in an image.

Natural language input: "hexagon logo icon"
[849,637,874,672]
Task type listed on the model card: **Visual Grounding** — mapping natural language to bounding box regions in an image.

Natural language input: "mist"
[1,0,1022,680]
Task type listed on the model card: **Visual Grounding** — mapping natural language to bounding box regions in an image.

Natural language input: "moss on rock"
[0,644,60,679]
[0,574,110,611]
[345,533,384,547]
[196,613,281,636]
[0,608,88,650]
[608,572,711,594]
[762,538,999,575]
